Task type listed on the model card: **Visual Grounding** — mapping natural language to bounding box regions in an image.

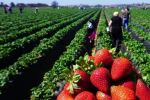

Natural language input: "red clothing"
[88,31,96,40]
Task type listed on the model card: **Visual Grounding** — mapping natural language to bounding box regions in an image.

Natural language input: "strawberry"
[57,90,74,100]
[111,86,136,100]
[63,82,73,95]
[75,91,96,100]
[136,79,150,100]
[94,48,113,67]
[111,57,133,81]
[63,70,90,95]
[96,91,111,100]
[121,80,136,91]
[116,79,136,91]
[74,69,90,83]
[74,70,91,90]
[90,67,111,93]
[75,70,96,93]
[63,82,83,96]
[64,82,84,96]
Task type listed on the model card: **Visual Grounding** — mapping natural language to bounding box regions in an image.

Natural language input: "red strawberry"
[57,90,74,100]
[64,82,84,96]
[74,70,91,90]
[96,91,111,100]
[116,79,136,91]
[121,80,136,91]
[136,79,150,100]
[111,86,136,100]
[122,81,136,91]
[75,91,96,100]
[94,48,113,67]
[90,67,111,93]
[63,82,73,95]
[63,82,83,95]
[74,70,90,83]
[64,70,90,95]
[111,57,133,81]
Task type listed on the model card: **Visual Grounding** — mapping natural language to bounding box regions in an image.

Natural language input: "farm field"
[0,7,150,100]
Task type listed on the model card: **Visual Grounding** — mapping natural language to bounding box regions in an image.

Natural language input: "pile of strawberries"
[57,48,150,100]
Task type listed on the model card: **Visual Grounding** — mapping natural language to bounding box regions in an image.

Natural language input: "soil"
[129,29,150,53]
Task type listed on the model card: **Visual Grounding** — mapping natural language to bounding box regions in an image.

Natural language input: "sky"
[2,0,150,5]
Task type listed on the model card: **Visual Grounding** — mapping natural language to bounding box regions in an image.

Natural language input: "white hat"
[87,22,93,29]
[113,11,119,16]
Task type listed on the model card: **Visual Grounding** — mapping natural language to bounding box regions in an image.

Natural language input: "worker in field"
[121,7,130,31]
[86,19,97,55]
[3,5,8,14]
[19,5,23,14]
[35,7,39,14]
[108,11,123,53]
[8,6,13,14]
[126,7,131,29]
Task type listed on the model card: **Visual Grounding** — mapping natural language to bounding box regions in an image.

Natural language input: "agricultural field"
[0,7,150,100]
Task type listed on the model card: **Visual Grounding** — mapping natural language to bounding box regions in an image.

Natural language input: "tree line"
[0,1,59,8]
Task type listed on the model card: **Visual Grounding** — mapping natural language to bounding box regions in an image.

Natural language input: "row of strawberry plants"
[0,14,47,31]
[130,25,150,41]
[0,18,41,33]
[1,19,42,33]
[131,9,150,30]
[0,15,42,31]
[0,21,49,41]
[0,10,91,49]
[131,23,150,32]
[31,10,101,99]
[0,11,85,44]
[0,11,96,95]
[0,12,93,62]
[0,9,81,36]
[96,10,111,50]
[0,8,73,30]
[0,17,59,36]
[123,31,150,85]
[0,11,93,68]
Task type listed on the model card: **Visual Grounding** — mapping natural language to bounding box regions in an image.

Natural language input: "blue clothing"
[123,17,129,31]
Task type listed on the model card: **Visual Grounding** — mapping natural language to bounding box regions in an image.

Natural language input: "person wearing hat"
[108,11,123,53]
[86,19,97,55]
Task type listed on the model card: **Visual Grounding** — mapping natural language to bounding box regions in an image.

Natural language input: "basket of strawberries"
[56,48,150,100]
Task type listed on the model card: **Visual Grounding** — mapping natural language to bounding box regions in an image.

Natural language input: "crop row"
[131,9,150,30]
[96,10,111,50]
[0,15,42,31]
[0,10,86,44]
[0,16,59,36]
[123,31,150,85]
[130,25,150,41]
[0,19,41,33]
[0,9,82,36]
[0,8,80,31]
[0,10,93,68]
